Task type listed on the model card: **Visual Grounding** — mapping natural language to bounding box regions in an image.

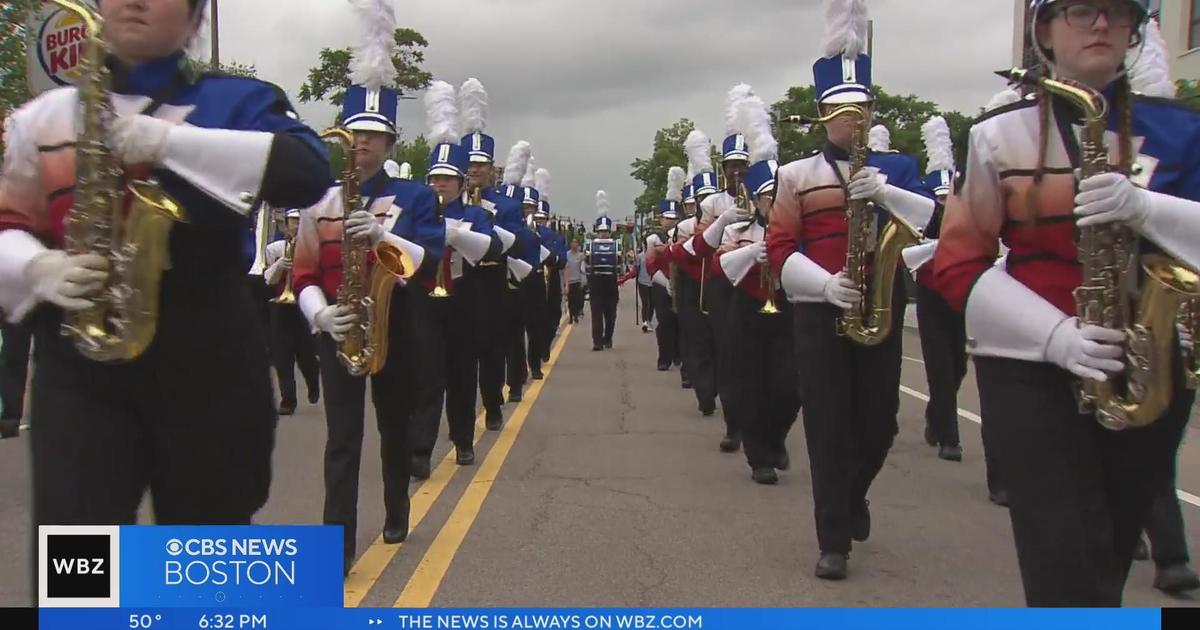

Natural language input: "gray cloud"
[208,0,1013,222]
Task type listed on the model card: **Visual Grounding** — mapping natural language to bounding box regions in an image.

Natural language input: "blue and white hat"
[534,168,552,219]
[520,157,540,207]
[739,93,780,199]
[458,78,496,163]
[692,172,718,197]
[595,191,613,232]
[743,160,779,198]
[722,134,749,162]
[921,116,955,197]
[813,0,873,106]
[425,81,468,178]
[502,141,533,195]
[343,0,401,135]
[660,165,687,219]
[285,209,301,219]
[682,184,696,204]
[684,129,716,198]
[659,202,680,220]
[721,84,754,162]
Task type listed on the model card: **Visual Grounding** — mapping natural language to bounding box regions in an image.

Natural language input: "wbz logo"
[39,526,121,608]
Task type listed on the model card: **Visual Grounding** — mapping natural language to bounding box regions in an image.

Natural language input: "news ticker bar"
[28,607,1187,630]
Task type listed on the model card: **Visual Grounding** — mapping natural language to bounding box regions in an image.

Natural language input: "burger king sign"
[26,0,98,95]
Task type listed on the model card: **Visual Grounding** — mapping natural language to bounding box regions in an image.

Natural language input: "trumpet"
[271,231,297,305]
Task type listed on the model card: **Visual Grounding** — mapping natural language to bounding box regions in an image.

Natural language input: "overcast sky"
[205,0,1015,222]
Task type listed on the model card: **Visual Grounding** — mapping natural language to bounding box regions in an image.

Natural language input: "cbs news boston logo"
[38,526,122,608]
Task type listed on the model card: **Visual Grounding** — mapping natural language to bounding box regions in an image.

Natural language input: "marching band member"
[929,0,1200,605]
[645,167,685,371]
[0,0,330,541]
[264,209,320,415]
[903,115,966,462]
[586,193,620,350]
[409,81,498,476]
[717,93,797,485]
[517,160,551,378]
[293,0,440,574]
[500,144,538,403]
[459,79,524,431]
[690,85,756,453]
[766,0,935,580]
[671,131,719,416]
[535,172,567,359]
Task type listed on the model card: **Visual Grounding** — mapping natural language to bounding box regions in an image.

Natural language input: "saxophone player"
[264,209,320,416]
[292,0,441,576]
[0,0,330,555]
[765,0,934,581]
[645,167,684,372]
[929,0,1200,605]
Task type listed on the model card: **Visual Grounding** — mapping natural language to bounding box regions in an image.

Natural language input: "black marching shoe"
[485,409,503,431]
[657,361,670,371]
[938,444,963,462]
[382,513,409,545]
[531,371,544,380]
[0,419,20,439]
[1154,563,1200,594]
[1134,536,1150,561]
[411,455,432,481]
[815,552,848,580]
[343,555,354,577]
[988,489,1010,507]
[308,383,320,405]
[775,448,790,471]
[751,467,778,485]
[719,434,741,453]
[593,344,603,351]
[456,447,475,466]
[509,389,523,403]
[278,401,296,416]
[851,500,871,542]
[681,377,692,389]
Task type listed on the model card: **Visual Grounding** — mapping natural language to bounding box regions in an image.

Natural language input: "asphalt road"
[0,284,1197,607]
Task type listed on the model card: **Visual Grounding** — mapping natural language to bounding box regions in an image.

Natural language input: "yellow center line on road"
[343,411,486,607]
[394,322,575,607]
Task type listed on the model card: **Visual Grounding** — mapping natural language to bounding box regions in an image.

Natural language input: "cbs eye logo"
[166,539,184,556]
[38,526,121,608]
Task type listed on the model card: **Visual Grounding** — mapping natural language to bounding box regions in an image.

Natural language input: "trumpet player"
[930,0,1200,606]
[766,0,935,581]
[264,209,320,416]
[0,0,331,548]
[293,0,441,575]
[645,168,685,372]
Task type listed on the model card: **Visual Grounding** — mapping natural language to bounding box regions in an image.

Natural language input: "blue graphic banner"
[118,526,342,608]
[39,607,1166,630]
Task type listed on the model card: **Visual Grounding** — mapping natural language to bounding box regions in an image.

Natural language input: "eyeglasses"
[1058,2,1140,31]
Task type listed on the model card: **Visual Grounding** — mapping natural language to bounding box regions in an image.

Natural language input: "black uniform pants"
[916,283,967,447]
[677,274,716,409]
[1146,479,1190,567]
[589,275,618,346]
[475,263,508,414]
[506,281,527,391]
[546,268,564,357]
[707,276,738,437]
[794,279,906,555]
[1,319,32,421]
[521,271,548,376]
[638,284,654,324]
[246,275,272,354]
[728,292,799,470]
[318,287,414,560]
[567,282,585,321]
[444,272,480,449]
[974,356,1191,606]
[651,285,678,367]
[31,273,276,523]
[408,283,476,457]
[270,303,319,406]
[975,361,1005,497]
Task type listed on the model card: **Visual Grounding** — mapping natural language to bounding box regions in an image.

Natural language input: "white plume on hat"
[460,78,489,134]
[596,191,610,218]
[535,168,552,201]
[521,157,537,189]
[348,0,398,91]
[867,124,890,152]
[424,80,459,145]
[821,0,870,59]
[984,88,1022,111]
[666,166,687,203]
[398,162,412,179]
[503,141,532,186]
[921,116,954,175]
[685,130,714,176]
[1129,19,1176,98]
[384,159,401,178]
[739,94,778,163]
[724,84,755,136]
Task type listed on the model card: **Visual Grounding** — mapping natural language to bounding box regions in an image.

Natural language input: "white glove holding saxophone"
[823,271,862,309]
[344,210,384,245]
[1044,317,1126,382]
[313,304,358,342]
[24,251,109,311]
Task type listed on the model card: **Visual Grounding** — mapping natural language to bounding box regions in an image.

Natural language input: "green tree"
[1176,79,1200,104]
[297,28,432,111]
[628,118,695,216]
[392,134,430,181]
[185,58,259,79]
[0,0,36,144]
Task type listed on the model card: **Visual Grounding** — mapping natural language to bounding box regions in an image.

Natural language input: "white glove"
[278,256,293,270]
[344,210,384,245]
[749,240,768,264]
[1074,172,1150,228]
[108,113,173,165]
[823,271,862,309]
[847,167,886,201]
[1044,317,1126,381]
[717,205,741,226]
[313,304,358,342]
[24,250,109,311]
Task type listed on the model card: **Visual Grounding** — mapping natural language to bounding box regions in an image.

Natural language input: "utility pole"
[867,19,873,59]
[209,0,220,68]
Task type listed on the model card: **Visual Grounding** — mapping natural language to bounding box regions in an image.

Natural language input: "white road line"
[903,356,926,365]
[897,385,1200,509]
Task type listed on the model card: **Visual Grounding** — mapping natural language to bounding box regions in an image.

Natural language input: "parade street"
[1,285,1197,607]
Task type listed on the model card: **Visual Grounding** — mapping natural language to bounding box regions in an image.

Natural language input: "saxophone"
[321,128,414,377]
[57,0,186,362]
[794,105,920,345]
[1003,67,1200,430]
